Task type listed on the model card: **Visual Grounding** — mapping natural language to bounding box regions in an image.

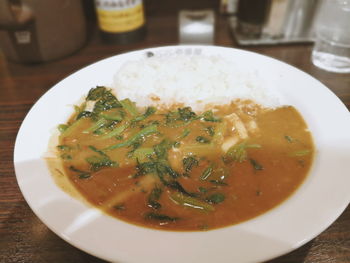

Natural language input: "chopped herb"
[165,107,197,124]
[86,86,122,114]
[291,150,311,157]
[209,180,228,186]
[177,128,191,139]
[225,142,261,163]
[198,186,208,193]
[105,124,158,150]
[132,148,154,162]
[57,145,72,151]
[145,212,178,222]
[85,155,117,171]
[60,153,72,160]
[206,193,225,204]
[88,145,108,157]
[69,166,91,179]
[76,111,95,120]
[58,124,68,133]
[132,107,156,122]
[120,98,138,117]
[205,126,215,137]
[200,164,213,181]
[100,112,123,121]
[153,139,173,160]
[196,136,210,144]
[201,110,221,122]
[86,145,117,171]
[250,159,264,170]
[101,123,128,139]
[284,135,294,143]
[114,204,125,210]
[170,192,215,212]
[178,107,197,122]
[256,190,262,196]
[183,156,199,174]
[147,186,163,209]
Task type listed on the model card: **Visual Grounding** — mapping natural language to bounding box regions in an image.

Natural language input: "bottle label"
[95,0,144,33]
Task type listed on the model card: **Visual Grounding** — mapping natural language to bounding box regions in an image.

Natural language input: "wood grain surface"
[0,1,349,262]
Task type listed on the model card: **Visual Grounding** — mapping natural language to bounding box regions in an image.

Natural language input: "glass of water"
[311,0,350,73]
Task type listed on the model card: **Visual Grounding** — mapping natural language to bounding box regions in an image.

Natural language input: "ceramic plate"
[14,45,350,263]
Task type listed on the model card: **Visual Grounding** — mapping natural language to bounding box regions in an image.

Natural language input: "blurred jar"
[0,0,86,63]
[95,0,146,44]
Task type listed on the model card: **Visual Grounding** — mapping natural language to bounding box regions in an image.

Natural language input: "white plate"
[14,45,350,263]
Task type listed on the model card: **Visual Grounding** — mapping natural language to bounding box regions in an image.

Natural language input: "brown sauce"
[53,88,314,231]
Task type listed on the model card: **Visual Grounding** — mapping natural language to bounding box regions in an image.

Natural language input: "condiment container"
[94,0,146,44]
[0,0,86,63]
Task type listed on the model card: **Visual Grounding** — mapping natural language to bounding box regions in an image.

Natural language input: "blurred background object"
[94,0,146,44]
[230,0,319,45]
[0,0,86,63]
[179,9,215,44]
[311,0,350,73]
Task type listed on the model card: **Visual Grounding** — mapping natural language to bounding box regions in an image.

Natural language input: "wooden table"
[1,2,349,263]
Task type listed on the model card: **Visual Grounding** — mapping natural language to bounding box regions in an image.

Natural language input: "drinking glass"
[311,0,350,73]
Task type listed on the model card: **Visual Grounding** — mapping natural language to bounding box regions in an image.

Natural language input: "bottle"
[94,0,146,44]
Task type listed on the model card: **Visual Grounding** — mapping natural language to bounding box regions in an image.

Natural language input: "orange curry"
[55,87,314,231]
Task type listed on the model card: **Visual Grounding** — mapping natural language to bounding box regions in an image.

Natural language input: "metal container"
[0,0,86,63]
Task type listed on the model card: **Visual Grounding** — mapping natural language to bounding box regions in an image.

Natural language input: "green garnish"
[225,142,261,163]
[69,166,91,179]
[170,192,215,212]
[145,212,178,222]
[284,135,294,143]
[196,136,210,144]
[291,149,311,157]
[206,193,225,204]
[200,164,213,181]
[105,124,158,150]
[250,159,264,170]
[183,156,199,174]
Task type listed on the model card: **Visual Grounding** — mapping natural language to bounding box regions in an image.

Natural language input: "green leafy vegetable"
[145,212,178,222]
[291,149,311,157]
[58,124,68,133]
[170,192,215,212]
[147,186,163,209]
[105,124,158,150]
[69,166,91,179]
[200,110,221,122]
[205,126,215,137]
[86,86,122,114]
[206,193,225,204]
[183,156,199,174]
[177,128,191,139]
[101,123,128,139]
[120,98,138,117]
[153,139,173,160]
[250,159,263,170]
[284,135,294,143]
[225,142,261,163]
[132,107,156,122]
[196,136,210,144]
[85,145,117,171]
[200,164,213,181]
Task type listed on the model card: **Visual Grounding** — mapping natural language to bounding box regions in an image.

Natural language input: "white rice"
[112,55,281,112]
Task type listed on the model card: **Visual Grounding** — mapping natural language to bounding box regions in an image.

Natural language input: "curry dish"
[55,86,314,231]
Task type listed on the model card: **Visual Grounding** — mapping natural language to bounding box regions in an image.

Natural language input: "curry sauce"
[54,87,314,231]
